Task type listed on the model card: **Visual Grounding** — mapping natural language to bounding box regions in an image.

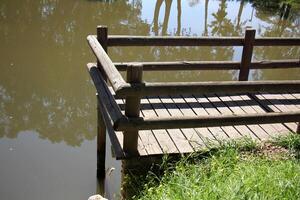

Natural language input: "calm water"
[0,0,299,199]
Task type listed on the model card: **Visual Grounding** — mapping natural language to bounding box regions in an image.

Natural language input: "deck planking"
[113,93,300,157]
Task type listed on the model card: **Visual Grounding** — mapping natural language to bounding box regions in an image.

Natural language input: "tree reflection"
[0,0,299,146]
[250,0,300,80]
[0,0,150,146]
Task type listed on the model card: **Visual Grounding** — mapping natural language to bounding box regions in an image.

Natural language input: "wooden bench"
[86,26,300,175]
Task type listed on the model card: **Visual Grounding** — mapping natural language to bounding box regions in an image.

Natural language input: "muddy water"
[0,0,299,199]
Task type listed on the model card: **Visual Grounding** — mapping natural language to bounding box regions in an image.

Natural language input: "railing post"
[123,64,143,155]
[97,25,108,81]
[96,25,108,178]
[239,28,256,81]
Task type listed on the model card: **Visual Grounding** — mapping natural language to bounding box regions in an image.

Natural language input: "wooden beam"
[115,81,300,97]
[250,59,300,69]
[116,111,300,131]
[87,63,124,123]
[123,64,143,155]
[114,61,240,71]
[106,35,244,46]
[99,35,300,47]
[110,59,300,71]
[254,38,300,46]
[97,94,125,160]
[87,35,126,91]
[239,28,255,81]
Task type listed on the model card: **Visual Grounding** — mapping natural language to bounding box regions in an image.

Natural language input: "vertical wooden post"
[239,28,256,81]
[123,64,143,155]
[97,26,108,81]
[96,25,108,178]
[297,123,300,134]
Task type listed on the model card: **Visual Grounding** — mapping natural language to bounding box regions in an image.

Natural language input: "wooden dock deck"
[113,93,300,157]
[86,26,300,178]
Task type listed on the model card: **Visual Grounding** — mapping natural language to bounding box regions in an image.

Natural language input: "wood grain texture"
[239,28,255,81]
[87,35,126,91]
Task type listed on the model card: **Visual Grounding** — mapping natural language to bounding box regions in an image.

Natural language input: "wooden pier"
[86,26,300,178]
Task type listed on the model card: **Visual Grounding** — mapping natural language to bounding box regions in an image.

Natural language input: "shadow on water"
[0,0,299,199]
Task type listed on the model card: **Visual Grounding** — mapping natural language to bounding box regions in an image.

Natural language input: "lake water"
[0,0,299,199]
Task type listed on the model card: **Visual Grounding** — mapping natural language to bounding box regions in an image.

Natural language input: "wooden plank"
[281,93,300,109]
[208,95,258,140]
[239,28,255,81]
[167,96,206,150]
[116,80,300,97]
[87,36,126,91]
[181,96,217,144]
[258,93,297,131]
[123,65,143,155]
[193,95,230,141]
[87,64,123,123]
[159,96,194,153]
[139,98,163,155]
[106,35,244,46]
[231,95,287,138]
[240,94,290,137]
[202,95,243,140]
[217,94,270,140]
[147,97,179,153]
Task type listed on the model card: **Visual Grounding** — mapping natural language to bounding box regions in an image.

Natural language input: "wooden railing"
[87,25,300,159]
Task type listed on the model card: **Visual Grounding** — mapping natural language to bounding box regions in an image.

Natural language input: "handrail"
[116,111,300,131]
[87,35,126,92]
[87,63,124,123]
[98,35,300,47]
[115,80,300,97]
[108,59,300,71]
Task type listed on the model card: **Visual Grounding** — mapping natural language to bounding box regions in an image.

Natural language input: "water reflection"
[0,0,299,145]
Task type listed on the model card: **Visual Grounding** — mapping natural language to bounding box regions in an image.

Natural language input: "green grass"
[127,136,300,200]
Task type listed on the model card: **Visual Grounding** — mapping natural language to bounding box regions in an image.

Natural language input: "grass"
[126,135,300,200]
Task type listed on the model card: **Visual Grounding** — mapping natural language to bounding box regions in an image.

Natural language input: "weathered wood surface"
[239,28,255,81]
[97,26,108,82]
[90,35,300,47]
[87,36,126,91]
[106,35,244,46]
[87,63,123,123]
[111,60,300,71]
[116,81,300,97]
[112,93,300,159]
[123,64,143,155]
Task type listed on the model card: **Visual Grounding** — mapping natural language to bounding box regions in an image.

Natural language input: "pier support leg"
[97,96,106,178]
[96,25,108,178]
